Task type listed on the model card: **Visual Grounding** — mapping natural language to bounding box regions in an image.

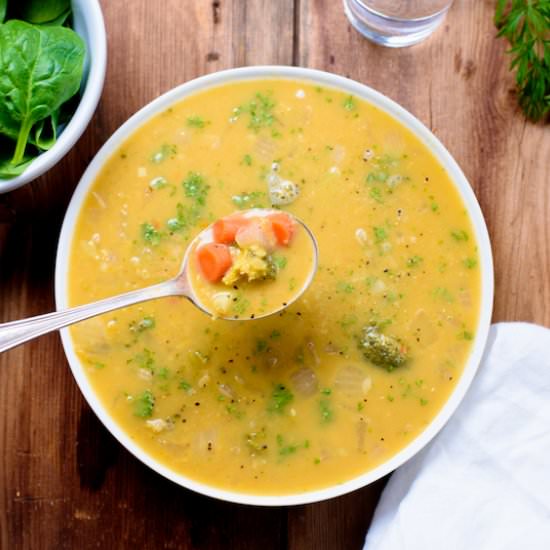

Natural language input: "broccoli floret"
[222,245,275,285]
[359,325,408,371]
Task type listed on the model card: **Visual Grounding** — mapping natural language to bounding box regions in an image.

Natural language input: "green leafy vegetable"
[33,110,59,150]
[0,20,85,165]
[495,0,550,121]
[0,0,7,23]
[17,0,70,24]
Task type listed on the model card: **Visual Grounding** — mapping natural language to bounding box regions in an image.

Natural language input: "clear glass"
[343,0,454,48]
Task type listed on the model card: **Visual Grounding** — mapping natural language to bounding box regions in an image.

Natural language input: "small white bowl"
[0,0,107,194]
[55,66,494,506]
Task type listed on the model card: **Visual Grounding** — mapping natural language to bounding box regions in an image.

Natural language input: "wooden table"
[1,1,548,548]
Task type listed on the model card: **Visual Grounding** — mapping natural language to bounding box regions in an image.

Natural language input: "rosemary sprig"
[495,0,550,121]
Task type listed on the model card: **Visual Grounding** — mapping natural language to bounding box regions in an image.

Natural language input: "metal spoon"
[0,210,318,354]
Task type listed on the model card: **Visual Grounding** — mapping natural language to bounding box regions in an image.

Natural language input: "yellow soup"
[69,79,481,496]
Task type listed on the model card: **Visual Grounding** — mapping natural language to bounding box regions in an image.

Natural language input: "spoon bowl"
[0,209,318,353]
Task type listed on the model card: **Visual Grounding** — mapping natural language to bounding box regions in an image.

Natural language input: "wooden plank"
[1,0,549,548]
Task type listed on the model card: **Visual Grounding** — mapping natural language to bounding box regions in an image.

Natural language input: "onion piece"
[333,365,372,396]
[290,367,318,397]
[218,383,236,400]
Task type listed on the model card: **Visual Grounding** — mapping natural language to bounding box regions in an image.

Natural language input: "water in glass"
[343,0,454,48]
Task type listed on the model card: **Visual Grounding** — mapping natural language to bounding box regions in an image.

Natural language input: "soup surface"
[69,79,480,495]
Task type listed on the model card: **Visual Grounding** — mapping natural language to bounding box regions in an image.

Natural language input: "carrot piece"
[268,212,296,246]
[212,216,249,244]
[196,243,233,282]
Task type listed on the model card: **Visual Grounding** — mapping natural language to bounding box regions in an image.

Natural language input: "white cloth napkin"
[364,323,550,550]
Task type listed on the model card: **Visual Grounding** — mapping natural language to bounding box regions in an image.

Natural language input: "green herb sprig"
[495,0,550,121]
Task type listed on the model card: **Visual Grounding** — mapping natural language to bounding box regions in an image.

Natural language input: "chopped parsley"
[343,95,356,111]
[141,223,162,245]
[178,380,192,392]
[182,172,209,205]
[451,229,469,242]
[233,295,250,316]
[242,153,253,166]
[463,257,477,269]
[407,255,423,267]
[369,186,384,203]
[235,92,277,131]
[337,281,355,294]
[186,115,206,128]
[151,144,177,164]
[149,176,168,190]
[267,384,294,414]
[133,390,155,418]
[366,171,389,183]
[271,255,288,270]
[319,399,334,423]
[231,191,267,209]
[373,226,388,242]
[276,434,308,456]
[129,348,155,372]
[130,316,155,333]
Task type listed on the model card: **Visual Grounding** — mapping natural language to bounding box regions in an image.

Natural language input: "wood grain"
[0,1,549,548]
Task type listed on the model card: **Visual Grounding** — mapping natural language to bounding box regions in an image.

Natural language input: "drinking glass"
[343,0,455,48]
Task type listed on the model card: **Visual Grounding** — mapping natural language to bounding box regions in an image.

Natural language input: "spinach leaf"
[38,9,71,27]
[0,20,85,165]
[0,141,35,177]
[0,0,7,23]
[33,109,60,150]
[17,0,70,24]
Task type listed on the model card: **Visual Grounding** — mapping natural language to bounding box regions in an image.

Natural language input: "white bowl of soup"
[55,66,493,506]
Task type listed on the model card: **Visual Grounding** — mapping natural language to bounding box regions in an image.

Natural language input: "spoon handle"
[0,280,181,354]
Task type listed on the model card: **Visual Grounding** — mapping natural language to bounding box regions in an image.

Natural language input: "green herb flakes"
[186,115,206,128]
[343,95,356,111]
[133,390,155,418]
[267,384,293,414]
[231,191,267,209]
[141,223,162,245]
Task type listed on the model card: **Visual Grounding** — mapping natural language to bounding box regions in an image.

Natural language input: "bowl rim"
[55,65,494,506]
[0,0,107,193]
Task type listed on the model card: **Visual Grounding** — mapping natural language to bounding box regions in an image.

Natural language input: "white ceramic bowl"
[55,66,494,506]
[0,0,107,194]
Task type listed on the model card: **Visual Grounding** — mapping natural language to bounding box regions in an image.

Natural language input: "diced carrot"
[196,243,233,282]
[268,212,296,246]
[212,216,249,244]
